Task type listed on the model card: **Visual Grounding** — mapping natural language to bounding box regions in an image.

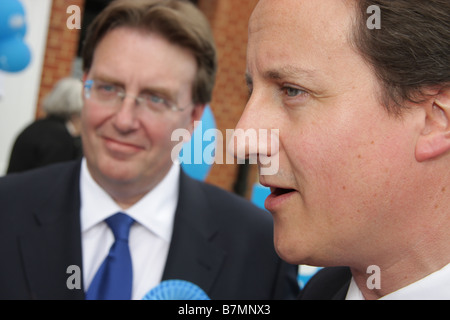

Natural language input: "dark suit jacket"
[7,116,82,174]
[0,160,299,300]
[298,267,352,300]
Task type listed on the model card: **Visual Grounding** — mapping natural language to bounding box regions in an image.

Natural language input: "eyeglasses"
[83,80,186,112]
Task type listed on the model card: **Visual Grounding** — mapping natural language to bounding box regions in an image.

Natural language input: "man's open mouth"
[271,187,296,196]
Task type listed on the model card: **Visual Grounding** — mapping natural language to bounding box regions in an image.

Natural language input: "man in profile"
[234,0,450,299]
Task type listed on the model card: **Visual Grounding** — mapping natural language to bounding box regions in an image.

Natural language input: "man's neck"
[351,238,450,299]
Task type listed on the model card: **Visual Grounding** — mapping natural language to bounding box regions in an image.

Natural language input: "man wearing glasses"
[0,0,299,300]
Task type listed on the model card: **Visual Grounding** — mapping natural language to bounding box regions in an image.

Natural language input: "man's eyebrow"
[245,66,318,86]
[91,71,177,100]
[263,66,317,81]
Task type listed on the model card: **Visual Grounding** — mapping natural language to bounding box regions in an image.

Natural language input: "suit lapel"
[19,164,226,298]
[19,161,84,299]
[332,280,351,300]
[162,171,226,294]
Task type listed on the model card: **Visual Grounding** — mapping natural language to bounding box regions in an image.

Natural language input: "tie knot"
[106,213,134,241]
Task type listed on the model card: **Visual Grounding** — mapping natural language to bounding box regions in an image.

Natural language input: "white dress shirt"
[346,262,450,300]
[80,158,179,300]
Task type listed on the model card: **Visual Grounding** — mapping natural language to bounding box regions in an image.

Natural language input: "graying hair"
[43,77,83,120]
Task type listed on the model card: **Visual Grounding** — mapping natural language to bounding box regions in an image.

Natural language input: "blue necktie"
[86,213,135,300]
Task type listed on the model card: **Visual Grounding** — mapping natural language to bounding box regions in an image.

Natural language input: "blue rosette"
[142,280,210,300]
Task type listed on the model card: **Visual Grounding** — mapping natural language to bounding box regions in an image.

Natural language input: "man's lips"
[103,137,145,153]
[260,182,297,211]
[260,181,296,196]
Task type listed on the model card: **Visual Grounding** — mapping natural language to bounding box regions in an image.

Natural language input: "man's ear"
[415,87,450,162]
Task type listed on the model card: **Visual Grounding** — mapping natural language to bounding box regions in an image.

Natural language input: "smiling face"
[238,0,426,267]
[81,27,204,207]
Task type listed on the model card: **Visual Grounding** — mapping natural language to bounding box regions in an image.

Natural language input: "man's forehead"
[249,0,298,35]
[249,0,356,36]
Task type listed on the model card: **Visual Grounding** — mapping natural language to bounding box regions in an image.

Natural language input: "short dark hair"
[351,0,450,115]
[82,0,217,105]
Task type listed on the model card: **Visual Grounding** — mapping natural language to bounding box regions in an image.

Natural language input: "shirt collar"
[346,262,450,300]
[345,277,365,300]
[80,158,179,242]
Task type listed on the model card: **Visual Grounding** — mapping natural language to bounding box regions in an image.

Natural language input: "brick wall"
[199,0,259,195]
[35,0,84,119]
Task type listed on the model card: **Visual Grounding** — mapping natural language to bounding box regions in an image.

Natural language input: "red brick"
[35,0,84,118]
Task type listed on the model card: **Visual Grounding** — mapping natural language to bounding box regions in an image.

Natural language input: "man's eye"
[148,94,166,104]
[283,87,305,97]
[93,83,119,98]
[140,93,171,111]
[98,84,116,93]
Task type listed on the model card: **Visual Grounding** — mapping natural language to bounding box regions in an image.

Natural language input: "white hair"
[42,77,83,119]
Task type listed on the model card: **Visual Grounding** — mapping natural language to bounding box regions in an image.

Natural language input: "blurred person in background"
[7,77,83,174]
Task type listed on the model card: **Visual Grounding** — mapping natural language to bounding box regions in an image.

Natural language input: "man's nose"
[112,96,140,133]
[228,93,279,165]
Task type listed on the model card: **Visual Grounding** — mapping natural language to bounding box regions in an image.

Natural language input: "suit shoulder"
[299,267,352,300]
[0,161,80,199]
[198,180,270,218]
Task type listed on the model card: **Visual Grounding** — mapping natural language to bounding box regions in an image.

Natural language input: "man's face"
[82,27,203,204]
[238,0,423,267]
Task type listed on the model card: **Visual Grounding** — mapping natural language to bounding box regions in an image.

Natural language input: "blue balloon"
[0,36,31,72]
[251,183,271,210]
[180,106,216,181]
[0,0,27,39]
